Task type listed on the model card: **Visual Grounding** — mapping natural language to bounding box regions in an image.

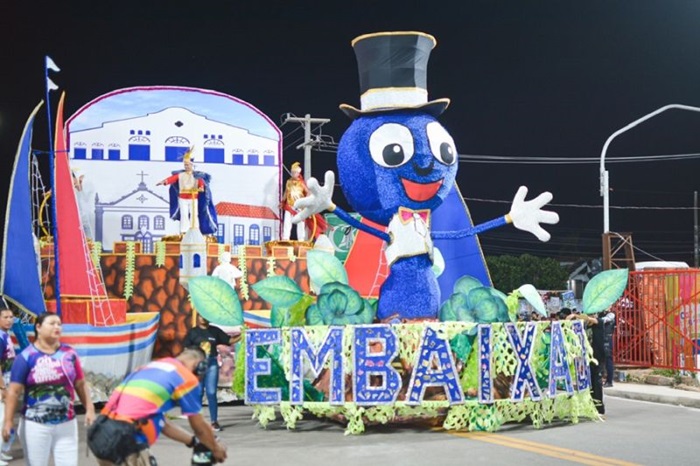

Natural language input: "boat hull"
[20,312,160,401]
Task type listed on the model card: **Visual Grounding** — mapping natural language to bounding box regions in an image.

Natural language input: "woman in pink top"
[2,313,95,466]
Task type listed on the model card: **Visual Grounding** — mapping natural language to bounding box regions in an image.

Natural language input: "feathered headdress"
[181,146,195,163]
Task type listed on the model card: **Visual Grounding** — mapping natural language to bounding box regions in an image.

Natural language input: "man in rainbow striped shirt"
[90,347,227,465]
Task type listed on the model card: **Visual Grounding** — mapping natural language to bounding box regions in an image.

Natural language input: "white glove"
[292,170,336,223]
[508,186,559,242]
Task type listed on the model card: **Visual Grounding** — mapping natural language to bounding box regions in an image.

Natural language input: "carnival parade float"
[225,31,628,433]
[1,32,627,426]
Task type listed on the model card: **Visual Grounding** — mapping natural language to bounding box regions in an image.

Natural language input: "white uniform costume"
[384,207,433,266]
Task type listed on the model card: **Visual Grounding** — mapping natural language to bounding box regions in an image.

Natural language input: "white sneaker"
[0,458,9,466]
[0,453,11,461]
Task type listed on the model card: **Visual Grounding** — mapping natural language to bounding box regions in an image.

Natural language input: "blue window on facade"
[91,148,104,160]
[179,254,183,268]
[263,226,272,242]
[204,147,225,163]
[145,130,151,135]
[232,153,244,165]
[249,225,260,245]
[129,144,150,161]
[234,224,245,246]
[154,216,165,230]
[138,130,143,135]
[130,130,135,135]
[165,146,188,162]
[122,215,133,229]
[108,149,120,160]
[248,154,259,165]
[135,231,153,253]
[264,155,275,166]
[193,254,201,268]
[217,223,225,244]
[74,148,87,160]
[138,215,149,230]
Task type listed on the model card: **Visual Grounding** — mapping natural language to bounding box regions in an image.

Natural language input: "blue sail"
[433,184,493,300]
[0,102,47,316]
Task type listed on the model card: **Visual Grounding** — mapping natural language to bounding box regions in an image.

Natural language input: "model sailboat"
[0,102,47,317]
[0,58,160,399]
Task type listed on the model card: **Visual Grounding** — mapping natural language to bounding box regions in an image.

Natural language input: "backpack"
[87,414,148,463]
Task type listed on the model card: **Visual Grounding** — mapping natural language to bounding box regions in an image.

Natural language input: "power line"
[288,146,700,163]
[283,134,305,151]
[458,152,700,164]
[463,197,697,210]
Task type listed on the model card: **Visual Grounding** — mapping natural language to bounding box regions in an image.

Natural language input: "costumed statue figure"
[157,147,218,235]
[281,162,308,241]
[71,166,96,238]
[211,251,243,290]
[280,162,327,241]
[293,31,559,321]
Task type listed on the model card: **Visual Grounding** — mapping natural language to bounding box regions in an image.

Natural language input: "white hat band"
[360,88,429,111]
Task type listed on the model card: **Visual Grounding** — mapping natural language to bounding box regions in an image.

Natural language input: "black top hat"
[340,31,450,119]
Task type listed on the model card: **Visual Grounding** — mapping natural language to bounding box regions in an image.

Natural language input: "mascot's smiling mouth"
[401,178,443,202]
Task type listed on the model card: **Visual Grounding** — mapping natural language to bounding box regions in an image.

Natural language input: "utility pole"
[280,114,331,180]
[695,191,698,268]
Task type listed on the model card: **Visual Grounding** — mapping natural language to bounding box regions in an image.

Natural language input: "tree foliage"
[486,254,568,292]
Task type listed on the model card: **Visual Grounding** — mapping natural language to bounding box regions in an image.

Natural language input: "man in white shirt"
[211,252,242,290]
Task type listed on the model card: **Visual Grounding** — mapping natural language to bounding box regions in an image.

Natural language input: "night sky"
[2,1,700,265]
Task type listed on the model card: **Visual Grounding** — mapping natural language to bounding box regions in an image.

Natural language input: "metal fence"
[612,269,700,372]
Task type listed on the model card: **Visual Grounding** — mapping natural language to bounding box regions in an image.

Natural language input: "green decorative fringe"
[238,246,249,300]
[250,394,599,435]
[280,403,304,429]
[252,406,276,428]
[90,241,102,269]
[266,257,276,278]
[232,331,246,397]
[124,241,136,300]
[155,241,166,267]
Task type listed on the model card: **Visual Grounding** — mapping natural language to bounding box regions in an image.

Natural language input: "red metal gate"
[613,269,700,372]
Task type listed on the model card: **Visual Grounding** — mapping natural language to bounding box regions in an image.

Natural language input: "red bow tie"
[399,207,430,223]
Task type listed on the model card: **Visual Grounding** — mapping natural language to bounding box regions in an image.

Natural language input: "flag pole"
[45,56,62,318]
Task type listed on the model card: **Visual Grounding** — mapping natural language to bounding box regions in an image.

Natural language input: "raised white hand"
[292,170,336,223]
[508,186,559,242]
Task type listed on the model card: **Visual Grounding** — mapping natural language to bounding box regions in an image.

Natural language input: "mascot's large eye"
[369,123,415,167]
[426,122,457,165]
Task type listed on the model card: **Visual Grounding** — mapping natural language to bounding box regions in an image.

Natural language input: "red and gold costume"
[281,163,327,240]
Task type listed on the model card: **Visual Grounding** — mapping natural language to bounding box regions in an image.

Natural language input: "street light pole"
[600,104,700,233]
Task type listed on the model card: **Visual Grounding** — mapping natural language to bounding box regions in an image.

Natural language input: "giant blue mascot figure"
[294,31,559,322]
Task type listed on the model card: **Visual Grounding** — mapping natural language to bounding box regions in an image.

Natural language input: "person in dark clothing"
[601,310,617,387]
[183,315,239,431]
[568,311,606,415]
[588,313,606,414]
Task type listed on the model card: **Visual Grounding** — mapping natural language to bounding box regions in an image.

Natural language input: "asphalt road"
[4,397,697,465]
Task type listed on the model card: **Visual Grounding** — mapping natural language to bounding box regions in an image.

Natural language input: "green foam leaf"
[189,276,243,326]
[583,269,629,315]
[307,250,348,293]
[454,275,484,296]
[252,275,305,307]
[289,294,314,327]
[518,284,546,317]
